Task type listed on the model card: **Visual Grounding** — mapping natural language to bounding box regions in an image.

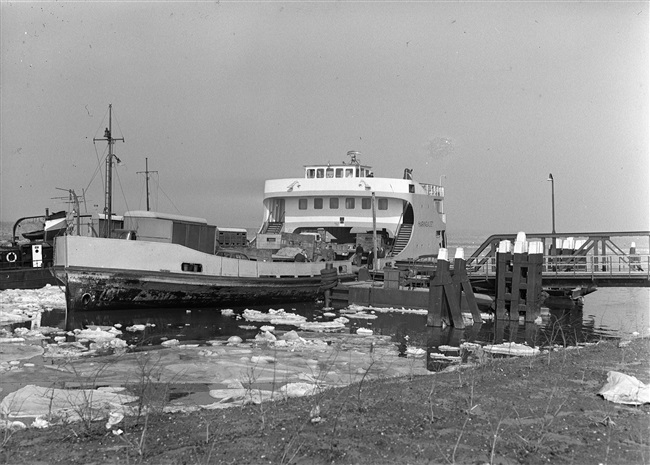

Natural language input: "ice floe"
[0,384,138,422]
[482,342,540,357]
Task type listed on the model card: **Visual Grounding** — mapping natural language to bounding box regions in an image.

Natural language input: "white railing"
[419,183,444,197]
[466,254,650,280]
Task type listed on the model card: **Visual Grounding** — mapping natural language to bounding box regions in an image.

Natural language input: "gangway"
[466,231,650,288]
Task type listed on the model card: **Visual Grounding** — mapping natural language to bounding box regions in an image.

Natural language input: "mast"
[93,104,124,237]
[137,157,157,212]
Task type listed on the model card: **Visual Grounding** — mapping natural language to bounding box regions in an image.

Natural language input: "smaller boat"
[0,211,67,290]
[54,210,350,312]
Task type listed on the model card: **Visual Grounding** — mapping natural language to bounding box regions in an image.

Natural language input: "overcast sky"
[1,1,648,236]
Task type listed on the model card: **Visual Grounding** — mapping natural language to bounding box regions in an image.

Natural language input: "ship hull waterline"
[59,267,333,312]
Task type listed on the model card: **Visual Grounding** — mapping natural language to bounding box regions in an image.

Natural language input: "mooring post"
[427,249,450,327]
[427,248,465,328]
[525,241,544,322]
[496,233,544,322]
[495,240,513,321]
[452,248,482,324]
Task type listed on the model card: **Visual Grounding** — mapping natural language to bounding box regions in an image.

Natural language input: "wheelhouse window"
[306,169,315,179]
[378,198,388,210]
[345,198,355,209]
[326,167,334,178]
[335,168,343,178]
[316,169,324,178]
[362,198,371,210]
[329,198,339,209]
[314,198,323,209]
[345,168,354,178]
[299,199,308,210]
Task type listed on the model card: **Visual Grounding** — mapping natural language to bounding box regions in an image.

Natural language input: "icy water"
[33,286,649,354]
[5,229,649,353]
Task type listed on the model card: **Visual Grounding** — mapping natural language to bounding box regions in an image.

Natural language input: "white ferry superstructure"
[259,151,447,261]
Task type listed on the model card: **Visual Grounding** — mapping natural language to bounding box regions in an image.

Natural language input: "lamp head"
[547,173,554,181]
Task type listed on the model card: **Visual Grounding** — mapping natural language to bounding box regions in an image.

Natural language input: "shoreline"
[1,331,648,464]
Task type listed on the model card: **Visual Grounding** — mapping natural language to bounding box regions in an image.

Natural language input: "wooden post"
[452,254,482,323]
[495,241,513,321]
[427,249,468,328]
[495,235,543,322]
[427,255,452,327]
[525,243,544,322]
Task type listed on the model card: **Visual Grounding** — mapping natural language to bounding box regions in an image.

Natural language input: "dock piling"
[427,248,480,328]
[495,234,543,322]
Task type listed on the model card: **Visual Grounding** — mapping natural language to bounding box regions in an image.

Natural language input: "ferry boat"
[258,151,447,266]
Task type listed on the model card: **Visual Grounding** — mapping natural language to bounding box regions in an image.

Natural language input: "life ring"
[6,252,17,263]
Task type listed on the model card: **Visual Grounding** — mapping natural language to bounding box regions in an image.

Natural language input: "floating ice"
[299,321,346,332]
[75,328,118,341]
[482,342,540,357]
[126,324,146,332]
[0,384,138,421]
[161,339,180,347]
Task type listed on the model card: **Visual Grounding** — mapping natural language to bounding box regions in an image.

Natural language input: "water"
[8,229,650,353]
[33,285,648,354]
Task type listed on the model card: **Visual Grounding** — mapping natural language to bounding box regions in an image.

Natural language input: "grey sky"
[1,2,648,235]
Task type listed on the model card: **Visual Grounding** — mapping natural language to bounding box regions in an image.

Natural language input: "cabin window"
[335,168,343,178]
[182,263,203,272]
[409,184,415,193]
[306,169,315,179]
[362,198,371,210]
[329,198,339,209]
[326,168,334,178]
[316,169,324,178]
[345,198,355,209]
[378,198,388,210]
[314,198,323,209]
[345,168,354,178]
[299,199,308,210]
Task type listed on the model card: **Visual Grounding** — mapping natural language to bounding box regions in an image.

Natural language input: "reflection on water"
[38,296,617,354]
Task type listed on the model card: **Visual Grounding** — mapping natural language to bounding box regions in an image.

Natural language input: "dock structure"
[466,231,650,289]
[494,235,544,322]
[330,230,647,318]
[427,248,481,328]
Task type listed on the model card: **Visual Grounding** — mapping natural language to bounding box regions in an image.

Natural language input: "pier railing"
[466,254,650,284]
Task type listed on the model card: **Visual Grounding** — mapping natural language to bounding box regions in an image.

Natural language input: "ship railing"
[419,183,444,197]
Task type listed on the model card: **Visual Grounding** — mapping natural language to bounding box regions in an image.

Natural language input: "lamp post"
[547,173,555,234]
[547,173,556,257]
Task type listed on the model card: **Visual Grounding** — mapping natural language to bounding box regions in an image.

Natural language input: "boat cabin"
[123,211,217,254]
[304,164,374,180]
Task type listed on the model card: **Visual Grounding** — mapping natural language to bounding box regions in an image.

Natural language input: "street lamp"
[547,173,555,234]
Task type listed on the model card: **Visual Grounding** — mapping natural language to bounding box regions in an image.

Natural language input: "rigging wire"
[153,176,181,214]
[85,143,107,196]
[114,165,131,214]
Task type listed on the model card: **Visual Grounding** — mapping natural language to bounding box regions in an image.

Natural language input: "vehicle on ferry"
[257,151,447,267]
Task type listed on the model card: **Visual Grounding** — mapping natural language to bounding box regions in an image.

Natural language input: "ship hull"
[62,267,325,312]
[54,235,343,312]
